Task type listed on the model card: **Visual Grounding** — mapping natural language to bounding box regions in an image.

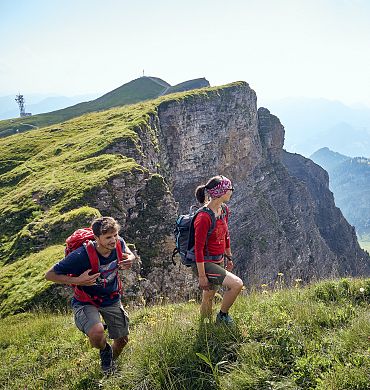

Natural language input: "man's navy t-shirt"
[53,238,126,307]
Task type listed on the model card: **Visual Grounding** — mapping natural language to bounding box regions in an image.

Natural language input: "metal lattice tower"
[15,94,31,117]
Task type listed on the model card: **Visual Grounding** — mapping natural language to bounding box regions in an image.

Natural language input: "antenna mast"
[15,94,32,117]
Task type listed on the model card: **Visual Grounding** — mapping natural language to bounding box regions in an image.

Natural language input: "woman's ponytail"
[195,185,207,204]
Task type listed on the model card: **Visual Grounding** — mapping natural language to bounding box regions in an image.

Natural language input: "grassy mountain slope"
[1,278,369,389]
[0,76,210,138]
[163,77,210,95]
[0,104,147,266]
[0,77,168,137]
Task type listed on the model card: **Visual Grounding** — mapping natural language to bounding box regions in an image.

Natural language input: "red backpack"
[65,227,124,306]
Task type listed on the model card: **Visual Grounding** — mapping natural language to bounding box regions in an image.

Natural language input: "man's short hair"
[91,216,120,237]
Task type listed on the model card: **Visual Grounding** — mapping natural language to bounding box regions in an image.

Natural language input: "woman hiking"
[193,175,243,324]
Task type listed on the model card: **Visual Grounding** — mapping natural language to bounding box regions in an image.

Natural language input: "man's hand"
[198,275,210,290]
[118,253,135,270]
[75,269,100,286]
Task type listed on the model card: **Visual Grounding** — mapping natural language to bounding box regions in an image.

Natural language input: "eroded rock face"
[154,84,369,287]
[93,82,369,303]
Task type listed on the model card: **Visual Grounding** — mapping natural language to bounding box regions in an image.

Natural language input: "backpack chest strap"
[115,240,123,264]
[84,241,100,274]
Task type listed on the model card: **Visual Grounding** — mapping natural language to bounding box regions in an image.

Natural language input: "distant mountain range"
[0,77,209,137]
[264,97,370,158]
[310,147,370,239]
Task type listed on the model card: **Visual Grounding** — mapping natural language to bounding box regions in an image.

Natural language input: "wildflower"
[261,283,268,287]
[295,278,302,283]
[277,272,284,276]
[359,287,365,293]
[214,292,223,301]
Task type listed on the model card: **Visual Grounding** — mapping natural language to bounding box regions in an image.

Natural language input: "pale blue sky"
[1,0,370,106]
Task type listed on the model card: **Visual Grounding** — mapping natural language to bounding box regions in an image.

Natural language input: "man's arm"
[45,268,100,286]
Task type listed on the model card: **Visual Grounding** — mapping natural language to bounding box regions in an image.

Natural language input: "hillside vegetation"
[0,77,166,137]
[1,278,369,390]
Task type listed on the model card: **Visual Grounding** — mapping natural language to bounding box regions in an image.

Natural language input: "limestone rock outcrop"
[91,82,369,300]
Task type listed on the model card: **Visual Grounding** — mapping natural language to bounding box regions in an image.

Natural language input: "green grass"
[164,78,209,95]
[0,103,147,264]
[0,245,66,317]
[0,278,369,389]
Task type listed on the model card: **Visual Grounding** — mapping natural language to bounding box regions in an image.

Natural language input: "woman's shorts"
[192,261,227,288]
[73,300,129,339]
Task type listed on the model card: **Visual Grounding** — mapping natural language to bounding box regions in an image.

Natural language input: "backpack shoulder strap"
[116,239,124,264]
[84,241,100,274]
[199,207,217,236]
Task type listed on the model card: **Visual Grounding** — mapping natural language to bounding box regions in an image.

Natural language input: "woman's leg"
[220,272,243,313]
[200,289,217,317]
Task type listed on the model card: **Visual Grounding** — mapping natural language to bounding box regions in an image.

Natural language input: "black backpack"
[172,205,227,266]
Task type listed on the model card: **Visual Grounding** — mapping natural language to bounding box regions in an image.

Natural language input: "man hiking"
[45,216,135,374]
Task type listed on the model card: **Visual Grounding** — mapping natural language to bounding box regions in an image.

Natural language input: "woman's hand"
[226,259,234,271]
[198,275,210,290]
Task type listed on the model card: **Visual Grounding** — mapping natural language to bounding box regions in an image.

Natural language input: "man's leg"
[74,303,106,349]
[87,322,107,349]
[112,336,128,360]
[100,301,130,362]
[73,303,113,373]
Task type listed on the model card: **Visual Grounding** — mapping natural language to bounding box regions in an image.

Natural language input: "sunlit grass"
[1,278,369,390]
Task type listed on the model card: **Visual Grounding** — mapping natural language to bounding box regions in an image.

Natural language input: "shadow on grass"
[152,320,244,390]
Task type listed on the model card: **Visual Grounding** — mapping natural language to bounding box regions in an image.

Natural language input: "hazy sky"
[1,0,370,107]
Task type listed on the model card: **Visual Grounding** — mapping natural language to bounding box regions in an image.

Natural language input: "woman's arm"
[224,206,233,270]
[194,213,212,290]
[196,261,210,290]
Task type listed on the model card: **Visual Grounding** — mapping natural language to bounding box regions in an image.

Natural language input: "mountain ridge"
[0,76,210,137]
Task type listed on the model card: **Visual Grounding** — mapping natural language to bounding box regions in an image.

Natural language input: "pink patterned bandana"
[206,176,233,198]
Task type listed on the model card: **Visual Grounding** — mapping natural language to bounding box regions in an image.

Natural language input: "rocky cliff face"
[152,83,368,288]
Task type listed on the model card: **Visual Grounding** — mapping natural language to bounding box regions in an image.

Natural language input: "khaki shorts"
[192,261,227,289]
[73,300,129,339]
